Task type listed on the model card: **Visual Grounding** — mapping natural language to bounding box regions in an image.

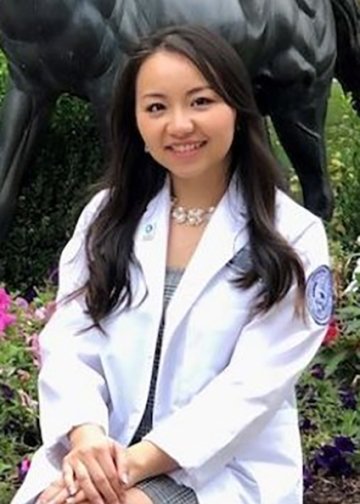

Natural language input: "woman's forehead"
[135,50,211,95]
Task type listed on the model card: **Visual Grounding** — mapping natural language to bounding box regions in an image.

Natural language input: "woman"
[13,25,333,504]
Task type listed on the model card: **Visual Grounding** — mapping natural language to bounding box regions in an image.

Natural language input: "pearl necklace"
[170,197,215,226]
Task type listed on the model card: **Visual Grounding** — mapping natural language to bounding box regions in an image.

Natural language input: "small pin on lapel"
[143,223,156,240]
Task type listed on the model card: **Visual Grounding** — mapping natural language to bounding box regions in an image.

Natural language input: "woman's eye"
[192,97,213,107]
[146,103,165,113]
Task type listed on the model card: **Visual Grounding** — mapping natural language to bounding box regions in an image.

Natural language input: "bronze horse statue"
[0,0,360,241]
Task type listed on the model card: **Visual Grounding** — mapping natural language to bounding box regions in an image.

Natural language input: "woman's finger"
[66,499,91,504]
[113,443,128,487]
[72,459,105,504]
[65,488,86,504]
[94,444,126,501]
[35,478,68,504]
[64,436,126,502]
[63,460,78,497]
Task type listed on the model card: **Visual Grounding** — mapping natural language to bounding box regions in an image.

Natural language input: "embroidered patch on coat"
[306,265,333,325]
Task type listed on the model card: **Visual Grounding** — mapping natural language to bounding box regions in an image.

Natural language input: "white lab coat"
[12,180,331,504]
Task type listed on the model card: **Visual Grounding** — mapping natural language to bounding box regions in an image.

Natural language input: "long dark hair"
[79,24,305,327]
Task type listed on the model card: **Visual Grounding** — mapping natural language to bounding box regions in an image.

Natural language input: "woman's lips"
[166,140,207,157]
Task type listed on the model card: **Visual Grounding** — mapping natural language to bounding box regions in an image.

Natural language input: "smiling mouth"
[167,141,207,153]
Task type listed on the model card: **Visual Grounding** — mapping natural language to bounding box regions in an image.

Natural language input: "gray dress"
[132,268,198,504]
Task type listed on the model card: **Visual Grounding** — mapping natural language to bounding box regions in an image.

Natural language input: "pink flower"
[18,389,38,411]
[34,301,56,322]
[0,288,16,334]
[17,369,32,382]
[34,307,47,321]
[45,301,57,320]
[26,332,41,368]
[322,317,340,346]
[17,457,31,481]
[0,311,16,333]
[0,288,11,311]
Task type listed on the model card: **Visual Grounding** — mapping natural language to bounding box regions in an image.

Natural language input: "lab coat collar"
[134,179,172,317]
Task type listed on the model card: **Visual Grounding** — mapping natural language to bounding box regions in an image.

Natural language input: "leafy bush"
[326,85,360,248]
[0,287,52,500]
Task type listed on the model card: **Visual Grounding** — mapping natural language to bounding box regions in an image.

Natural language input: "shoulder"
[275,190,329,266]
[57,190,110,289]
[275,190,325,241]
[83,188,110,215]
[73,189,110,234]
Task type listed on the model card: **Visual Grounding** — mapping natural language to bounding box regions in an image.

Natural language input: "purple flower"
[300,417,316,432]
[17,457,31,481]
[15,296,29,310]
[22,286,38,303]
[339,388,357,410]
[0,383,15,401]
[303,465,314,490]
[310,363,325,380]
[334,436,356,453]
[314,444,353,477]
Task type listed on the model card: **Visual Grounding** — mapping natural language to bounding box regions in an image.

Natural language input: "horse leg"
[0,80,54,241]
[85,68,117,139]
[84,53,128,147]
[270,90,333,220]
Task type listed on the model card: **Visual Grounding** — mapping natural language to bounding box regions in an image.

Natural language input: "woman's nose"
[167,110,195,136]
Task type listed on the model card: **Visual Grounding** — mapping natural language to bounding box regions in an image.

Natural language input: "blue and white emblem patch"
[306,265,333,325]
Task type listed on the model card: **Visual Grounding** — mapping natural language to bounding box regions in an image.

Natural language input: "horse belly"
[151,0,247,38]
[268,0,336,84]
[1,2,117,96]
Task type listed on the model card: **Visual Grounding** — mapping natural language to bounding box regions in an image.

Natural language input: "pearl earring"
[145,145,149,153]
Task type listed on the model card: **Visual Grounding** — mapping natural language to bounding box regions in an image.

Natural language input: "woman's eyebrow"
[141,92,167,99]
[187,85,212,96]
[141,86,212,100]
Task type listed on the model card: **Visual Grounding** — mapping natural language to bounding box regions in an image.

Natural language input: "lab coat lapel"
[134,183,171,312]
[166,182,249,337]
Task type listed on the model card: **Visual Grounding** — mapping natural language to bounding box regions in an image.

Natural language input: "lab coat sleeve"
[144,217,332,488]
[37,190,110,460]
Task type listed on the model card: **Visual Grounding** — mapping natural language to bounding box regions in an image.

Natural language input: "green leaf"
[324,350,352,378]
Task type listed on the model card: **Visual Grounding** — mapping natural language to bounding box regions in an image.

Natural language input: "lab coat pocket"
[174,279,253,407]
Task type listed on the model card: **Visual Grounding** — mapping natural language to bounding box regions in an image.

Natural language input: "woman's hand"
[36,438,177,504]
[37,480,153,504]
[35,477,87,504]
[62,423,128,504]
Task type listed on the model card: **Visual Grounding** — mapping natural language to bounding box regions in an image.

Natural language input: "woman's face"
[135,50,236,183]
